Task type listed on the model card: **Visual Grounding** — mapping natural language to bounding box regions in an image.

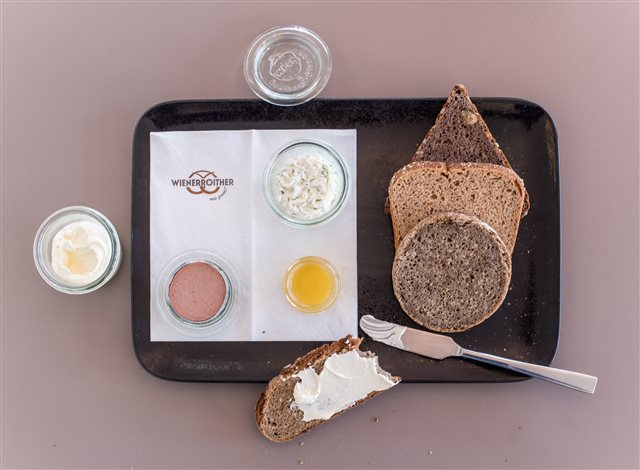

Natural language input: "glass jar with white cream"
[263,140,349,227]
[33,206,121,294]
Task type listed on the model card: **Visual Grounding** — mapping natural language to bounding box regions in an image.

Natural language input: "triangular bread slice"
[393,212,511,332]
[412,84,530,216]
[388,161,525,253]
[256,336,400,443]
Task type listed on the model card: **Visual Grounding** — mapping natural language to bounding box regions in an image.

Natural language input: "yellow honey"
[284,257,339,313]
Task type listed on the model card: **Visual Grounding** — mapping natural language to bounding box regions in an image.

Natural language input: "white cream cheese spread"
[51,221,112,286]
[291,350,397,422]
[273,153,340,220]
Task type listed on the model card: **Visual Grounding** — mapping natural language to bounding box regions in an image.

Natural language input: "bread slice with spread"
[256,336,400,442]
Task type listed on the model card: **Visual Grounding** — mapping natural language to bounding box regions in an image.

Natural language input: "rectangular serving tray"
[132,98,560,383]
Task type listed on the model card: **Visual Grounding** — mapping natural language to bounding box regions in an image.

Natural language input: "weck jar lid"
[244,25,332,106]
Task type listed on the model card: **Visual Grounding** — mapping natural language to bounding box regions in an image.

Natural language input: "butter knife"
[360,315,597,394]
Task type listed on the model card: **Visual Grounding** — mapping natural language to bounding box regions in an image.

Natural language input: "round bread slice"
[392,212,511,333]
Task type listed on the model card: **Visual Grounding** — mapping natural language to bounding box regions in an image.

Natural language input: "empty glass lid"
[244,25,332,106]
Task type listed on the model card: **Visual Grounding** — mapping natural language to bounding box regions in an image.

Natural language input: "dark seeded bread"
[412,84,529,217]
[388,161,525,253]
[256,336,400,443]
[392,212,511,333]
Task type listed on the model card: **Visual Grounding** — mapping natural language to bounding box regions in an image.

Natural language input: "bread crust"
[255,336,401,443]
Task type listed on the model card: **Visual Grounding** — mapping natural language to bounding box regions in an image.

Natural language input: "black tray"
[132,98,560,383]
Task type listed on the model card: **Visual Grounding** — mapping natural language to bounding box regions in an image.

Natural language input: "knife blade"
[360,314,462,360]
[360,315,598,394]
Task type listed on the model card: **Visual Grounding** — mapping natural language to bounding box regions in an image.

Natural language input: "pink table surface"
[1,2,638,469]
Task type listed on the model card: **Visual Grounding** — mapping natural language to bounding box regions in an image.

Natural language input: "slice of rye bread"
[388,161,525,253]
[256,336,400,443]
[392,212,511,333]
[411,84,529,217]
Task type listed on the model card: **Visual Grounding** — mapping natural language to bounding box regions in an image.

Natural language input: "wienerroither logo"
[171,170,234,200]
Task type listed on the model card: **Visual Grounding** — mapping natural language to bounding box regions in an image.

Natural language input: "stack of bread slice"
[388,84,528,333]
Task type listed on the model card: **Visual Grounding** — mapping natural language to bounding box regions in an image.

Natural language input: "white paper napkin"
[150,129,358,342]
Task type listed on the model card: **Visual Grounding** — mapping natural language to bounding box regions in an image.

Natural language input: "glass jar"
[156,250,239,338]
[33,206,121,294]
[283,256,340,313]
[263,139,350,227]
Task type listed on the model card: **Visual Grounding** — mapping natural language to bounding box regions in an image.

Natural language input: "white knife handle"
[460,349,598,394]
